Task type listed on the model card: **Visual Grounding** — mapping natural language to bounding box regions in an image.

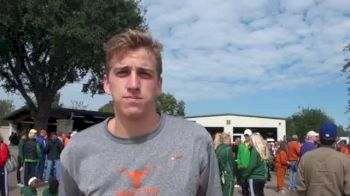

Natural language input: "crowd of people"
[1,29,350,196]
[213,123,350,196]
[0,128,76,196]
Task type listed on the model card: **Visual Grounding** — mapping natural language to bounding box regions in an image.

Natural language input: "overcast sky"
[2,0,350,127]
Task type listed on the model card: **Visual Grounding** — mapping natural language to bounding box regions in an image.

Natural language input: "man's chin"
[120,109,145,119]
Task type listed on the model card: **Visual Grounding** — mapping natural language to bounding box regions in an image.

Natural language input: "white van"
[337,137,349,145]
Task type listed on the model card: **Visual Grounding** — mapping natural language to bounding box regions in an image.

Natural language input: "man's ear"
[103,74,111,95]
[156,76,163,96]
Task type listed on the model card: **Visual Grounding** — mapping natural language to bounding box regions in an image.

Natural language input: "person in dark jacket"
[42,176,59,196]
[22,129,41,187]
[44,132,63,182]
[17,132,27,187]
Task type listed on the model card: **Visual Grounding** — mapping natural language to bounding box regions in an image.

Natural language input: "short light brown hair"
[104,29,163,77]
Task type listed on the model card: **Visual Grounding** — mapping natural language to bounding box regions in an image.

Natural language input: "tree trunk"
[33,97,53,131]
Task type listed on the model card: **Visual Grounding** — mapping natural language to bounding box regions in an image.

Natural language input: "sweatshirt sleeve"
[296,156,306,196]
[242,147,257,179]
[197,141,223,196]
[0,143,9,167]
[59,165,84,196]
[344,158,350,196]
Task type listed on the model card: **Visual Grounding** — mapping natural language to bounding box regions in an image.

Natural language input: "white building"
[187,113,286,142]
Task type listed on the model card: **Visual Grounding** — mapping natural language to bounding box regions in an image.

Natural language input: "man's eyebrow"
[138,67,154,72]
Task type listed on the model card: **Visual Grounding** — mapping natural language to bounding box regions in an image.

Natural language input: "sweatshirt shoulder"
[61,120,107,159]
[164,115,212,140]
[70,120,107,144]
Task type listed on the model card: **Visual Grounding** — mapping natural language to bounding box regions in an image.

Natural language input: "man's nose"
[127,71,140,90]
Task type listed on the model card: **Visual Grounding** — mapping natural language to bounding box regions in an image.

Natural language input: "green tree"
[156,93,185,116]
[98,100,113,113]
[98,93,186,116]
[0,0,146,129]
[337,125,346,137]
[286,108,335,139]
[0,99,14,125]
[343,44,350,111]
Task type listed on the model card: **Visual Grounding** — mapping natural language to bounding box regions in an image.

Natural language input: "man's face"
[244,134,250,142]
[104,48,162,119]
[40,130,47,137]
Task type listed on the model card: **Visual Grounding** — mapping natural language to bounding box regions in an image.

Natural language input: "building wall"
[0,126,11,145]
[187,115,286,141]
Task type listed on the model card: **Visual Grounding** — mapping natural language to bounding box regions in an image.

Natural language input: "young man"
[297,122,350,196]
[237,129,252,196]
[35,129,47,181]
[22,129,41,187]
[59,30,222,195]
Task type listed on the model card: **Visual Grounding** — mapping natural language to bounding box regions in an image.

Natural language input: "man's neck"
[108,111,161,139]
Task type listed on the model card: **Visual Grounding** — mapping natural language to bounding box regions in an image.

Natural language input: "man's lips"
[123,96,142,100]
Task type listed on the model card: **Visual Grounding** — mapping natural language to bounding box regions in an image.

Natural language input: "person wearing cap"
[287,134,301,192]
[22,129,41,186]
[236,129,252,196]
[300,130,318,157]
[21,177,38,196]
[296,122,350,196]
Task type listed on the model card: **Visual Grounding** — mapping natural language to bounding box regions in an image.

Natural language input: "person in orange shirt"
[339,142,349,155]
[62,132,71,147]
[275,142,288,194]
[287,134,301,192]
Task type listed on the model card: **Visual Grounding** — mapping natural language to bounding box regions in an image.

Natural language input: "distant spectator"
[21,177,38,196]
[36,129,47,181]
[22,129,41,186]
[42,176,59,196]
[275,142,288,194]
[300,130,318,157]
[44,132,63,182]
[237,129,252,196]
[62,132,71,148]
[9,132,19,145]
[0,134,9,196]
[17,132,27,187]
[242,133,270,196]
[214,133,235,196]
[297,122,350,196]
[339,141,349,155]
[287,134,301,192]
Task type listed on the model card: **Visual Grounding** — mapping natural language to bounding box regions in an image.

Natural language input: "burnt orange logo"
[118,166,155,189]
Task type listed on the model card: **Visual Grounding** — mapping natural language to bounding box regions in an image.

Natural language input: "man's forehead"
[111,63,156,71]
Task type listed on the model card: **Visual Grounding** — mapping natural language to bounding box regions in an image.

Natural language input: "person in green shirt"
[21,177,38,196]
[236,129,252,196]
[42,176,59,196]
[242,133,270,196]
[214,133,235,196]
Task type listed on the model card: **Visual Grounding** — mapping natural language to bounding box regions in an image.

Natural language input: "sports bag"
[5,153,18,173]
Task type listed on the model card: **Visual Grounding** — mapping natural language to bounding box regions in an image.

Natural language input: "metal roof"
[186,113,286,120]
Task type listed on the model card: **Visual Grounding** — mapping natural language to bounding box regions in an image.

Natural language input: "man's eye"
[115,70,128,77]
[139,72,152,79]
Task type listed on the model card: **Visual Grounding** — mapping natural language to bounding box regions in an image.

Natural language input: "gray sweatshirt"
[59,114,222,196]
